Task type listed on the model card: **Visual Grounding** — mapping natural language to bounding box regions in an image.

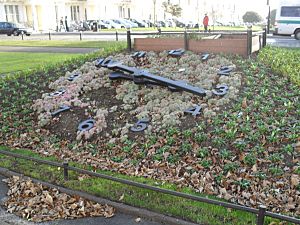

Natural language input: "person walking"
[203,13,209,32]
[59,17,65,32]
[65,16,69,32]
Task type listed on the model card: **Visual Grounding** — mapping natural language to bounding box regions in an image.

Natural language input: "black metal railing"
[0,149,299,225]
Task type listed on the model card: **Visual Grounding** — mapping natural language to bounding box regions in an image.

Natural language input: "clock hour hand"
[134,70,207,97]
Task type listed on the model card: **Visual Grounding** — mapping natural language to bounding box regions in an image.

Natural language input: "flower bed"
[32,51,242,142]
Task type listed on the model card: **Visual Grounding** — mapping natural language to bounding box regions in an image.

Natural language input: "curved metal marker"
[51,105,71,117]
[78,119,95,132]
[168,49,185,57]
[217,66,234,76]
[130,118,150,132]
[68,73,80,81]
[212,84,229,96]
[95,58,117,68]
[50,89,66,97]
[132,51,146,58]
[201,53,210,62]
[184,105,202,116]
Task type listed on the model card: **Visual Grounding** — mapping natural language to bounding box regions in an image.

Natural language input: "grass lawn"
[0,52,78,74]
[0,40,126,48]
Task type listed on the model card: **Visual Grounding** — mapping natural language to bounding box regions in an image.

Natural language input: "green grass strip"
[0,52,78,74]
[0,40,126,49]
[0,146,289,225]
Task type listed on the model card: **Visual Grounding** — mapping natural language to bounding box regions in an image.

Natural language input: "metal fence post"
[257,205,266,225]
[184,29,189,51]
[48,31,51,40]
[63,162,69,181]
[79,31,82,41]
[263,28,267,48]
[127,29,132,52]
[115,31,119,41]
[247,26,253,57]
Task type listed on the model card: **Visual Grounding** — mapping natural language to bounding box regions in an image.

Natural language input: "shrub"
[258,46,300,86]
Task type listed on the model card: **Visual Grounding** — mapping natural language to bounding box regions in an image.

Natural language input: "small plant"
[244,153,257,166]
[212,137,225,148]
[111,156,124,163]
[254,171,267,180]
[197,147,209,159]
[220,149,232,160]
[181,142,193,155]
[183,129,193,139]
[268,166,284,176]
[194,132,207,143]
[234,179,251,189]
[223,162,239,174]
[268,153,282,163]
[200,160,212,169]
[280,144,294,155]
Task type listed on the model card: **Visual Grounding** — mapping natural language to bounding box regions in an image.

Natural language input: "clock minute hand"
[134,70,207,97]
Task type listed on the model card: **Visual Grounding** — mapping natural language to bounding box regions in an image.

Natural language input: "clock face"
[32,50,242,143]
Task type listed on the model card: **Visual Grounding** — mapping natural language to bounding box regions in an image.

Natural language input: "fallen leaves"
[3,176,115,222]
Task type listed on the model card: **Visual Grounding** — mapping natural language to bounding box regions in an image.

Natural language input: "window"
[70,5,80,21]
[4,5,20,23]
[281,6,300,17]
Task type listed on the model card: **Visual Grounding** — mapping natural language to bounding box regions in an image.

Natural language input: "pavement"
[0,175,162,225]
[267,34,300,48]
[0,46,98,54]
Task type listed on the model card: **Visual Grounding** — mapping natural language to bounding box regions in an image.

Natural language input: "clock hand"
[134,70,207,97]
[96,58,207,97]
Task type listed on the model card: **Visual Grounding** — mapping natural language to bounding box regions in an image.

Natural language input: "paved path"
[0,175,161,225]
[267,35,300,48]
[0,46,98,54]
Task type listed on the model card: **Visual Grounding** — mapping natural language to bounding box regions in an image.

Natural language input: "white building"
[0,0,246,31]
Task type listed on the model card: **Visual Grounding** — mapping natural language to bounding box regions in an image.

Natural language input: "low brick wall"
[134,35,252,57]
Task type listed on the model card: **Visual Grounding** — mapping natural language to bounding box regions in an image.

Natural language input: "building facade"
[0,0,245,31]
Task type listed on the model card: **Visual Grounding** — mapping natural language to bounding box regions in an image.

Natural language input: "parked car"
[121,18,138,28]
[165,19,176,28]
[129,18,148,28]
[102,19,123,29]
[156,20,168,27]
[88,20,111,29]
[0,22,32,36]
[112,19,130,28]
[143,20,155,27]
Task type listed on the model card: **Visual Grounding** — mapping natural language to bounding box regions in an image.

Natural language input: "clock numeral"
[168,49,185,57]
[201,53,210,62]
[130,118,150,132]
[132,51,146,58]
[217,66,234,76]
[50,89,65,97]
[68,73,80,81]
[185,105,202,116]
[212,84,229,96]
[78,119,95,132]
[51,105,70,117]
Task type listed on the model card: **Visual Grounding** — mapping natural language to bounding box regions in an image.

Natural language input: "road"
[0,32,299,48]
[267,34,300,48]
